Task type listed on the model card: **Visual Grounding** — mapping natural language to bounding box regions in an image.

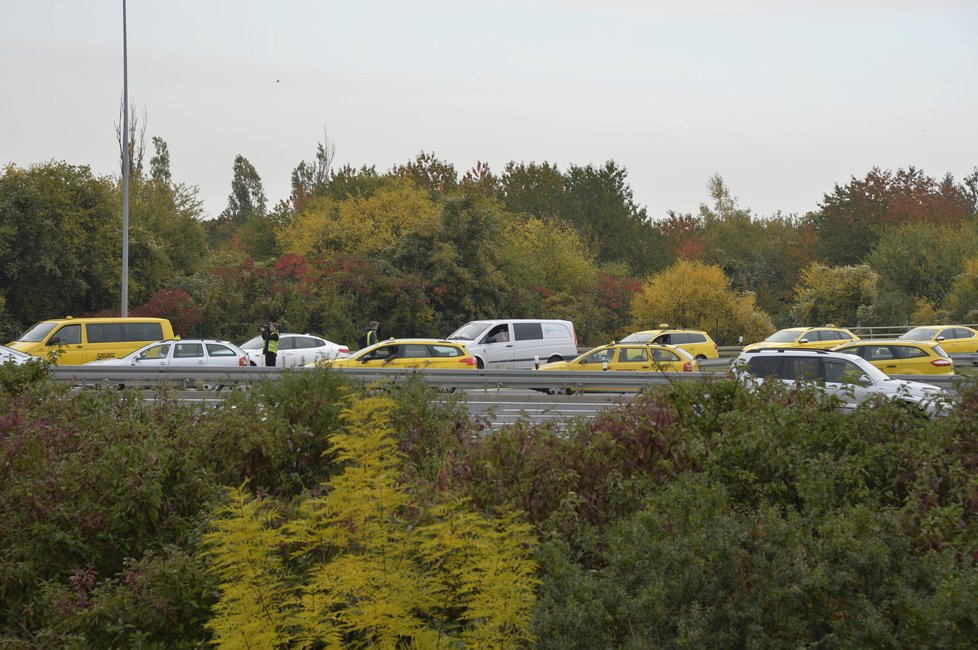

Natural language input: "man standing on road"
[260,322,280,367]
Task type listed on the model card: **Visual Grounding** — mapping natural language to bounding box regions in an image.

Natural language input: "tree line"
[1,129,976,346]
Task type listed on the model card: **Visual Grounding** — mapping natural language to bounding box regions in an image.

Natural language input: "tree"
[943,257,978,322]
[0,162,120,328]
[499,161,565,219]
[809,167,974,266]
[220,155,267,224]
[789,263,881,327]
[391,151,458,196]
[630,260,773,344]
[290,126,336,211]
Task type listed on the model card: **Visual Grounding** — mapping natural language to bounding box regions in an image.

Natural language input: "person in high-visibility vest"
[364,321,380,347]
[261,322,280,367]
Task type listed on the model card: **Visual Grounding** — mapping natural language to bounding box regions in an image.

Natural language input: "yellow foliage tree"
[630,259,773,344]
[202,395,538,649]
[278,178,439,259]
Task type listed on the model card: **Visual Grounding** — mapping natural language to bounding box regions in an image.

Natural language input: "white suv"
[731,348,951,416]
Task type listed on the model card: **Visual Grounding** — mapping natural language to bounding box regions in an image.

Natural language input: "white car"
[731,348,951,416]
[0,344,38,365]
[239,333,350,367]
[85,339,250,368]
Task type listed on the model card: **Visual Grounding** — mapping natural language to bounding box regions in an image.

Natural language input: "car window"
[652,348,680,362]
[140,344,170,360]
[619,332,652,344]
[836,346,865,359]
[174,343,204,358]
[430,344,463,357]
[687,333,706,344]
[765,330,801,343]
[400,344,430,359]
[951,328,974,339]
[619,347,649,363]
[582,348,614,364]
[207,344,237,357]
[49,324,82,346]
[892,345,927,359]
[363,345,397,361]
[782,357,819,380]
[652,334,671,345]
[513,322,544,341]
[312,337,327,348]
[823,358,864,384]
[745,356,781,377]
[863,346,894,361]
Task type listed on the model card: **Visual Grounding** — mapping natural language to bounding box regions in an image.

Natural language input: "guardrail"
[47,365,970,394]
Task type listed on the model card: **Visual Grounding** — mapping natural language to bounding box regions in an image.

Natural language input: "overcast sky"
[2,1,976,221]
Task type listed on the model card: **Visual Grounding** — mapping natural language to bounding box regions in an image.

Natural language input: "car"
[0,344,39,365]
[831,339,954,375]
[446,319,578,369]
[312,338,478,369]
[239,333,350,367]
[743,326,859,352]
[536,342,698,394]
[85,339,250,368]
[898,325,978,354]
[730,348,950,416]
[8,316,175,365]
[619,325,719,359]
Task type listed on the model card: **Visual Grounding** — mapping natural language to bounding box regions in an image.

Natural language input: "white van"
[447,319,578,369]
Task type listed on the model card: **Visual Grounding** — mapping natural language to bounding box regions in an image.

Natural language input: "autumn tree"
[808,167,974,266]
[630,260,773,344]
[943,257,978,322]
[789,263,881,327]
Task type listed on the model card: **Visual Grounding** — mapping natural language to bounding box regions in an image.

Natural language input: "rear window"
[88,322,164,343]
[207,344,237,357]
[430,344,463,357]
[892,345,928,359]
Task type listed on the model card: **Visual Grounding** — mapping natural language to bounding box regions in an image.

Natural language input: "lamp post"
[121,0,129,317]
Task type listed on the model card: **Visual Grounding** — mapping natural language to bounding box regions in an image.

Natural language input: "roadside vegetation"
[2,363,977,647]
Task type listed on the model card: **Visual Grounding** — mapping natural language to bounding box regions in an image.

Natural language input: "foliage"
[202,394,539,648]
[133,288,202,337]
[789,262,880,326]
[809,166,975,266]
[945,256,978,322]
[630,259,774,344]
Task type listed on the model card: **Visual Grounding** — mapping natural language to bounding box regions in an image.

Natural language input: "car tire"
[545,387,570,395]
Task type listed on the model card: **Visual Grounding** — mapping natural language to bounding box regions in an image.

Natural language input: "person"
[360,320,380,348]
[260,322,280,367]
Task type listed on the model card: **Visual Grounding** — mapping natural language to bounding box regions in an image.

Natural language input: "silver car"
[0,344,38,365]
[239,333,350,367]
[731,348,951,416]
[85,339,250,368]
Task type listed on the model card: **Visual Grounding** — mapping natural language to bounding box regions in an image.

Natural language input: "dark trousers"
[264,352,277,367]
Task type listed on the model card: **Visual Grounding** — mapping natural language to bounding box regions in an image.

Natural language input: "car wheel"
[547,355,562,364]
[545,387,569,395]
[437,386,456,394]
[249,360,257,367]
[695,354,707,360]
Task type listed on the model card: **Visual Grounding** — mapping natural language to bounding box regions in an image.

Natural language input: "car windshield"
[764,330,801,343]
[240,335,264,350]
[619,332,655,343]
[16,322,59,343]
[901,327,939,340]
[447,322,491,341]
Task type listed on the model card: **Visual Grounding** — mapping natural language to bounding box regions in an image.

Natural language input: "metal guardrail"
[47,365,970,393]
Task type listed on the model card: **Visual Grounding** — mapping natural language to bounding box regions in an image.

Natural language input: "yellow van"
[8,317,175,365]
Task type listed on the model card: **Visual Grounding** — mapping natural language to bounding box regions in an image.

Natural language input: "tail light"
[713,342,718,351]
[338,346,349,355]
[930,358,952,367]
[572,325,578,350]
[238,356,248,367]
[683,361,692,372]
[459,357,476,366]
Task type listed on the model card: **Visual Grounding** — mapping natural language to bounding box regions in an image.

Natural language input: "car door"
[170,342,206,367]
[205,343,242,367]
[820,357,877,410]
[132,342,172,367]
[940,327,974,354]
[277,335,301,367]
[384,343,434,368]
[574,347,615,370]
[610,346,651,371]
[481,325,516,368]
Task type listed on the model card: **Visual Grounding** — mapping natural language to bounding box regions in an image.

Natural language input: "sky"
[2,0,976,221]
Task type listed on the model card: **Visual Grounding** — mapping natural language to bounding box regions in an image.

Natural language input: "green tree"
[943,257,978,322]
[0,162,120,328]
[220,155,267,224]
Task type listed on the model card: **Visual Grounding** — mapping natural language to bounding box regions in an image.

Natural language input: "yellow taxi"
[537,342,697,394]
[309,338,477,369]
[619,325,719,359]
[743,326,859,352]
[832,339,954,375]
[899,325,978,354]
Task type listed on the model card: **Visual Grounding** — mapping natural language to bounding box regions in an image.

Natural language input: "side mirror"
[857,374,873,387]
[130,358,138,366]
[798,338,809,344]
[936,336,946,341]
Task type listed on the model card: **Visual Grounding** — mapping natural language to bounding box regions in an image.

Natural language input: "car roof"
[630,328,707,335]
[836,339,936,347]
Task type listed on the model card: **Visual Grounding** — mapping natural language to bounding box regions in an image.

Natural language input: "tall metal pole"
[121,0,129,317]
